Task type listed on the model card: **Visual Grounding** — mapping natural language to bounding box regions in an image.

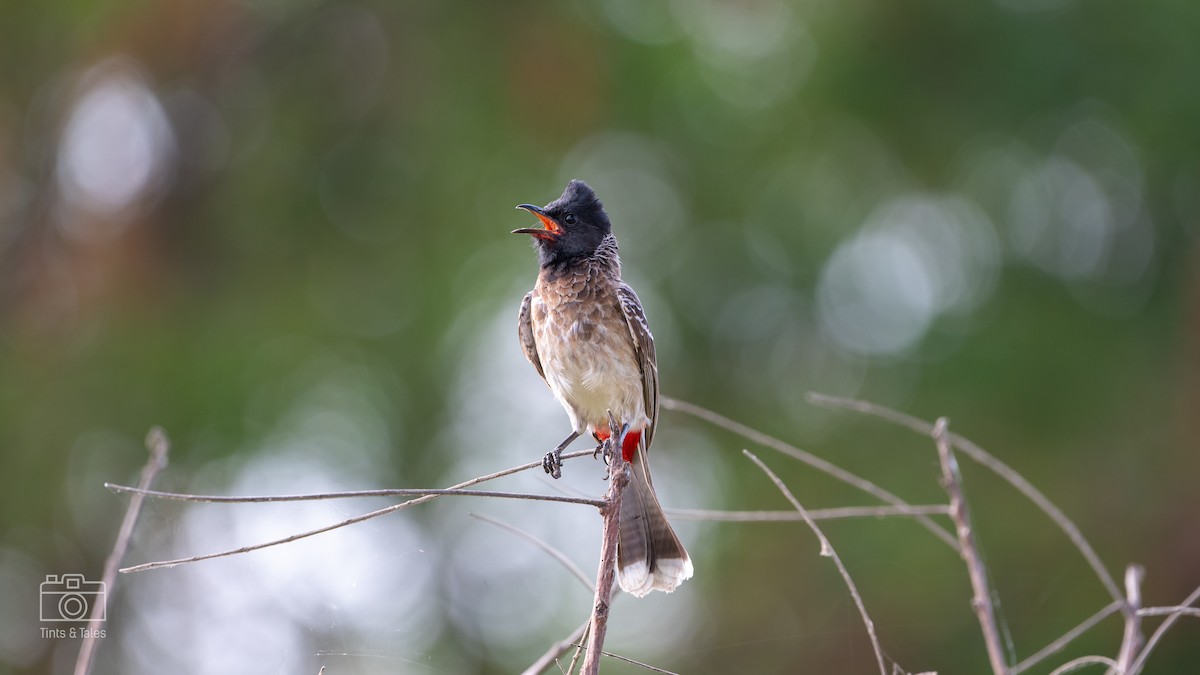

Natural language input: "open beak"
[512,204,561,239]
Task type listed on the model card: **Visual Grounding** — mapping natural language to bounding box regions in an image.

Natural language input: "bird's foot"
[593,438,611,462]
[598,410,629,479]
[543,430,580,480]
[595,438,615,479]
[542,448,563,479]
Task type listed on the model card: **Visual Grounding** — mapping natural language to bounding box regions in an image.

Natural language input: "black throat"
[537,233,621,282]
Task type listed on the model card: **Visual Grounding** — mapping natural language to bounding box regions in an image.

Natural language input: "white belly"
[534,305,647,433]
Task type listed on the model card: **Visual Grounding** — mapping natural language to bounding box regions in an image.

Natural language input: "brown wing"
[518,291,545,381]
[616,283,659,450]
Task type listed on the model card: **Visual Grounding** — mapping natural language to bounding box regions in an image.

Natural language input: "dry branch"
[932,418,1007,674]
[1127,582,1200,674]
[668,505,951,522]
[523,618,590,675]
[75,428,170,675]
[99,395,1199,675]
[807,392,1123,606]
[470,513,593,592]
[1137,606,1200,618]
[662,397,959,551]
[581,434,629,675]
[118,448,597,573]
[1049,656,1119,674]
[568,623,590,675]
[1011,601,1122,674]
[107,484,606,508]
[583,646,679,674]
[743,449,888,675]
[1114,565,1145,674]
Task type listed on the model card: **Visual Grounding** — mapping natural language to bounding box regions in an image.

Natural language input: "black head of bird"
[514,179,613,267]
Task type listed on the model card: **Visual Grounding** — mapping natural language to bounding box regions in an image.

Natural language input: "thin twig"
[522,617,590,675]
[106,484,605,509]
[469,513,593,592]
[1114,565,1145,674]
[581,424,628,675]
[668,505,952,522]
[743,449,887,675]
[1048,656,1119,675]
[806,392,1124,607]
[567,622,591,675]
[574,643,679,674]
[661,397,959,551]
[932,418,1008,675]
[1011,601,1122,674]
[120,448,596,573]
[1137,606,1200,618]
[75,428,170,675]
[1127,582,1200,674]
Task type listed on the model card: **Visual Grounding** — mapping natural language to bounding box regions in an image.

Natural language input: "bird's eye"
[564,213,578,225]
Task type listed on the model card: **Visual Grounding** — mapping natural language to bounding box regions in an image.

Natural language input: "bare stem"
[568,623,591,675]
[120,448,596,573]
[743,449,887,675]
[470,513,593,592]
[106,484,605,509]
[668,505,952,522]
[1011,601,1122,674]
[74,427,170,675]
[1049,656,1120,675]
[581,448,628,675]
[1137,606,1200,618]
[932,418,1007,675]
[522,617,590,675]
[807,392,1123,607]
[661,397,958,551]
[1113,565,1145,674]
[581,646,679,674]
[1127,581,1200,674]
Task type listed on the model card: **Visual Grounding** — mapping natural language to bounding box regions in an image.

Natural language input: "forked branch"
[807,392,1122,606]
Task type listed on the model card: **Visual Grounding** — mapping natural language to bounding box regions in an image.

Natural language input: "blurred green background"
[2,0,1198,673]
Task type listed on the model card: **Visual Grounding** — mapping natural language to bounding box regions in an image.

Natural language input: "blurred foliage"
[1,0,1198,673]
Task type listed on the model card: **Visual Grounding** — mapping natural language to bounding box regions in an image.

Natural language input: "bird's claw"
[597,410,626,479]
[592,438,615,462]
[604,410,623,465]
[543,449,563,479]
[591,438,615,479]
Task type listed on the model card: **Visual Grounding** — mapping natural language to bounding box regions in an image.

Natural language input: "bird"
[512,179,693,597]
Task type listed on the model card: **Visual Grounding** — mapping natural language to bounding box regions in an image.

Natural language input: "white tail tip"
[618,556,694,598]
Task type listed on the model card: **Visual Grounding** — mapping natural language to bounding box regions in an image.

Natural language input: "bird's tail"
[617,451,693,597]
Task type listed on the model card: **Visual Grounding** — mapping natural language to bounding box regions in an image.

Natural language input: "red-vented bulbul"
[512,179,693,597]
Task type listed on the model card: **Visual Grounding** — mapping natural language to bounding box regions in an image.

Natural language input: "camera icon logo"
[40,574,106,622]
